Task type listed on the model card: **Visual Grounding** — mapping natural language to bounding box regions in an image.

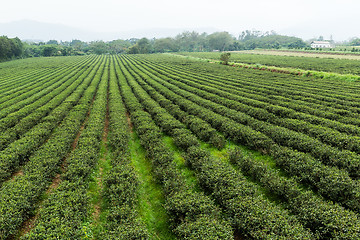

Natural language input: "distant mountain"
[0,20,220,42]
[0,20,100,41]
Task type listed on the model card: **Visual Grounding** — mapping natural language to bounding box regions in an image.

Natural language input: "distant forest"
[1,30,359,60]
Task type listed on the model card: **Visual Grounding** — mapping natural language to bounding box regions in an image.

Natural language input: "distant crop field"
[238,49,360,60]
[178,51,360,75]
[1,54,360,239]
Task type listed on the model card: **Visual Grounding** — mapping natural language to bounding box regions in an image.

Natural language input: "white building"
[311,41,334,48]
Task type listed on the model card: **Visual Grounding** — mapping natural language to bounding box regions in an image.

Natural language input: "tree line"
[1,30,309,60]
[127,31,308,53]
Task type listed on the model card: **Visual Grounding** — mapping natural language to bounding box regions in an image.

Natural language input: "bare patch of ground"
[126,111,133,132]
[10,169,24,180]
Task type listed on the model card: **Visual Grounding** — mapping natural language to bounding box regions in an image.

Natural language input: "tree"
[127,45,139,54]
[108,39,132,54]
[42,45,57,57]
[126,38,151,54]
[89,41,108,54]
[153,38,178,52]
[0,36,24,60]
[0,36,11,60]
[137,38,150,54]
[220,52,231,65]
[208,32,234,51]
[10,37,23,57]
[175,31,206,51]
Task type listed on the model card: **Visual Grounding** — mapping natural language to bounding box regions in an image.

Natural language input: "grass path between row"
[129,131,176,240]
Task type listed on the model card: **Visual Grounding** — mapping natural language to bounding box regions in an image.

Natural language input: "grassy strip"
[162,136,199,192]
[130,132,174,239]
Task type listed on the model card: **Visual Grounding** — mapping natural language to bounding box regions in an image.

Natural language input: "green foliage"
[207,32,234,51]
[230,148,360,239]
[120,55,313,238]
[237,30,308,49]
[220,52,231,65]
[0,56,99,185]
[0,36,23,61]
[2,53,360,239]
[128,53,360,215]
[154,38,179,53]
[41,45,57,56]
[89,40,109,54]
[127,38,151,54]
[116,55,234,239]
[0,57,105,239]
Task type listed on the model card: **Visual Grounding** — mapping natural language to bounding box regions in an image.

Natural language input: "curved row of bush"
[0,56,99,151]
[139,57,360,133]
[142,55,360,118]
[122,56,360,213]
[126,64,225,149]
[0,57,88,101]
[0,69,59,101]
[115,56,234,239]
[0,56,103,185]
[0,56,92,114]
[0,67,46,88]
[0,56,84,88]
[229,148,360,239]
[118,55,314,239]
[148,58,360,137]
[0,57,105,239]
[0,57,95,133]
[128,56,360,179]
[160,55,360,106]
[147,54,360,101]
[22,58,109,239]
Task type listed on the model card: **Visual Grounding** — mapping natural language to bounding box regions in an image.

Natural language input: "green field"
[177,51,360,75]
[1,54,360,239]
[235,49,360,60]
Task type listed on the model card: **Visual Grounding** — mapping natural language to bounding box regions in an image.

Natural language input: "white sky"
[1,0,359,40]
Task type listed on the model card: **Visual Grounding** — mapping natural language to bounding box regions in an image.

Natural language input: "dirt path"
[126,111,133,132]
[10,169,24,180]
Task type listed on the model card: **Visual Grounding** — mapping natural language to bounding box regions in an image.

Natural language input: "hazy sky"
[1,0,359,40]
